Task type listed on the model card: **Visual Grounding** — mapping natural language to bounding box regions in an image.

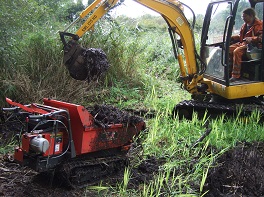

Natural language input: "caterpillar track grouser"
[4,0,264,188]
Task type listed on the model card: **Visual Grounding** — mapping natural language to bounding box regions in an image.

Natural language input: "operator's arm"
[244,30,263,46]
[231,35,240,43]
[242,26,263,47]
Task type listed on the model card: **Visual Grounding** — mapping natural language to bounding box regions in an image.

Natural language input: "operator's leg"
[231,44,247,79]
[229,43,239,70]
[229,43,240,54]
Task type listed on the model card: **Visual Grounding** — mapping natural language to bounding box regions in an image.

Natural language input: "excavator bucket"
[60,32,110,81]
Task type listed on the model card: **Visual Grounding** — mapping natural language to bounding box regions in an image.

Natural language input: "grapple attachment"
[60,32,110,81]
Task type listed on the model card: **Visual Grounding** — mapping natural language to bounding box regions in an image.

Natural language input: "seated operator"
[229,8,263,82]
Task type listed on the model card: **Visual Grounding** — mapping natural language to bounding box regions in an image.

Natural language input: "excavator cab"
[200,0,264,100]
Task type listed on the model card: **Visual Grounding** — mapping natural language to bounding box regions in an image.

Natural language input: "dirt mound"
[130,156,166,186]
[90,104,144,127]
[204,142,264,196]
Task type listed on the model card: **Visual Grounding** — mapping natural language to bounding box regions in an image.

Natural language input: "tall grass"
[2,12,263,197]
[2,17,169,107]
[1,28,85,105]
[89,90,264,196]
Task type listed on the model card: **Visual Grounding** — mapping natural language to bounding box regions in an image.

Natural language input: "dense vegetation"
[1,0,264,196]
[1,0,202,107]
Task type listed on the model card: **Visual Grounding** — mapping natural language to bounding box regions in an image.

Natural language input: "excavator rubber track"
[59,155,127,188]
[173,99,264,121]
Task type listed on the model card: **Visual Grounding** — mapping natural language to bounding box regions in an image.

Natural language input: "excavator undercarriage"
[173,95,264,121]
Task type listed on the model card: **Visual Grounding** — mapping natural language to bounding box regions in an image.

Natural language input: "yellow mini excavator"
[59,0,264,120]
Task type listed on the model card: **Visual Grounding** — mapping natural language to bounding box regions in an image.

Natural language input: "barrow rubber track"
[59,155,127,188]
[173,100,264,120]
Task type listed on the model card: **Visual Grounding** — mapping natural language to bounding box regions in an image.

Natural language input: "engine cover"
[30,135,49,153]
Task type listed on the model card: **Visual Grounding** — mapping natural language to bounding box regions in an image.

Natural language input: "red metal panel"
[80,122,145,154]
[81,128,99,153]
[5,98,48,114]
[22,135,30,153]
[43,98,94,127]
[42,98,145,155]
[42,132,63,156]
[43,98,94,155]
[14,148,23,163]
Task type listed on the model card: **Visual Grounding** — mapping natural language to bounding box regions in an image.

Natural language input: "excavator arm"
[59,0,207,94]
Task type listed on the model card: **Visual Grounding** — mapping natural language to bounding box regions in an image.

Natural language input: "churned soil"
[89,104,144,126]
[204,141,264,196]
[1,107,264,196]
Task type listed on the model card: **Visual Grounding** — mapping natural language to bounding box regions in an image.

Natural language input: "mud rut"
[1,106,264,196]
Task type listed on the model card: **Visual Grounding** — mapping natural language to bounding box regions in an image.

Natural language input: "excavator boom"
[59,0,204,94]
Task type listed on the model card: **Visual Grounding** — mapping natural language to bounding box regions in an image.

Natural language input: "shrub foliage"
[0,0,178,107]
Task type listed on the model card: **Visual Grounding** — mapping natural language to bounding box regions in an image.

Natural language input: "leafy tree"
[35,0,62,12]
[63,0,85,21]
[194,14,204,33]
[0,0,49,66]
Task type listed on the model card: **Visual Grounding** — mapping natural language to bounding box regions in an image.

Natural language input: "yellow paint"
[207,79,264,99]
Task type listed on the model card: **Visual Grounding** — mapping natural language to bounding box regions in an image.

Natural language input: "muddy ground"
[204,141,264,196]
[1,107,264,196]
[0,154,164,197]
